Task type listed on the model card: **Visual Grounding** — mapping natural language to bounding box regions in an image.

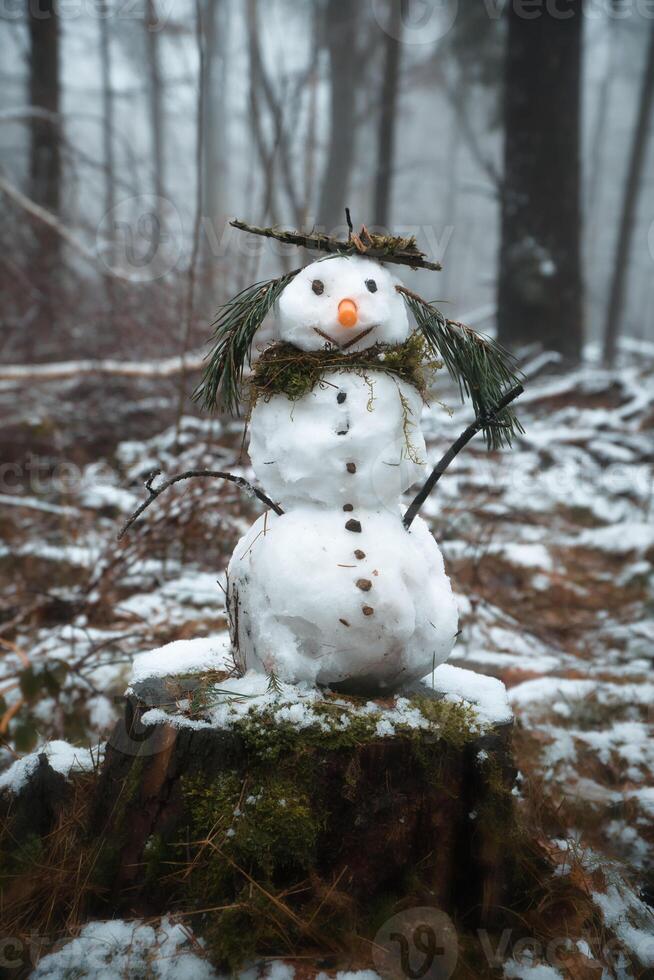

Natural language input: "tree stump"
[0,648,518,974]
[88,657,517,970]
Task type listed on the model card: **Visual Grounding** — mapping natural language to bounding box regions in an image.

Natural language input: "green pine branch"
[193,271,300,415]
[398,286,524,450]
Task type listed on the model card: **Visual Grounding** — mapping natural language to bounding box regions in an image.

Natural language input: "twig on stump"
[403,384,524,530]
[230,218,442,271]
[117,469,284,540]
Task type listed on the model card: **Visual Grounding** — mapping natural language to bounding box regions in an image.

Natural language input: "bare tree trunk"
[28,0,61,215]
[373,0,402,229]
[245,0,293,273]
[27,0,61,341]
[317,0,362,231]
[441,97,461,301]
[175,0,205,447]
[302,6,321,227]
[199,0,228,304]
[99,8,115,239]
[497,2,583,362]
[145,0,165,206]
[99,4,117,317]
[602,24,654,365]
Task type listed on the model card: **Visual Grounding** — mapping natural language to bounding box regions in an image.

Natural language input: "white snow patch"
[136,659,509,736]
[317,973,381,980]
[0,740,102,794]
[130,635,232,685]
[576,522,654,555]
[30,916,218,979]
[503,962,564,979]
[425,664,512,725]
[592,883,654,967]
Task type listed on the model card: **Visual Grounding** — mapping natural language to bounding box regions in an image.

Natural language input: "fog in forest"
[1,0,653,367]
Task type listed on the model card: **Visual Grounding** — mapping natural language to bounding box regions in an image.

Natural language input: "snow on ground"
[28,915,381,980]
[29,916,219,979]
[0,739,102,794]
[1,348,653,970]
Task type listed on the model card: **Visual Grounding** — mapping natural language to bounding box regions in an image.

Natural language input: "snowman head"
[196,226,522,452]
[275,256,409,352]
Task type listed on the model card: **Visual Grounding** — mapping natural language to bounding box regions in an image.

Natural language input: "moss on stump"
[82,679,517,971]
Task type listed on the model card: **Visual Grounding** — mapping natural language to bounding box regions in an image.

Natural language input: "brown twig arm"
[117,469,284,540]
[403,383,524,530]
[230,218,442,271]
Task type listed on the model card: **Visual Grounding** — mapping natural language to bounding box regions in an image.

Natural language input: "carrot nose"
[338,298,358,328]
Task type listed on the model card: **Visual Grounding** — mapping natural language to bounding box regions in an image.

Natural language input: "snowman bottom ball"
[227,507,458,695]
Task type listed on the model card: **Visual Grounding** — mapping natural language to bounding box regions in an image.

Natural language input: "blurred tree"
[373,0,402,229]
[497,3,583,362]
[27,0,61,335]
[28,0,60,217]
[602,22,654,365]
[145,0,165,207]
[98,4,115,264]
[199,0,228,302]
[317,0,362,231]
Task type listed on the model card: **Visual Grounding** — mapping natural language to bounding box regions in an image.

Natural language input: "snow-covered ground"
[0,346,653,973]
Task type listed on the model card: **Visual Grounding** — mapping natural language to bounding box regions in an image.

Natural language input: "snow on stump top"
[125,634,513,738]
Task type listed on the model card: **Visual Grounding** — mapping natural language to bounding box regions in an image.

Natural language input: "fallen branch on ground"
[0,352,206,382]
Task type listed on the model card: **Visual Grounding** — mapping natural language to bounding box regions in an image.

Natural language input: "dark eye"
[365,279,377,293]
[312,279,324,295]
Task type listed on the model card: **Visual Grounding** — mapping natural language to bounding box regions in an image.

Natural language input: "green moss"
[412,696,481,748]
[128,694,513,971]
[185,771,318,879]
[179,769,323,970]
[249,333,441,406]
[144,834,165,887]
[0,832,44,885]
[90,753,147,891]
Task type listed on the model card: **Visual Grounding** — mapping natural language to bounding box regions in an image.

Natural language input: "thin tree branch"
[403,384,524,530]
[0,172,122,278]
[117,469,284,540]
[230,219,442,271]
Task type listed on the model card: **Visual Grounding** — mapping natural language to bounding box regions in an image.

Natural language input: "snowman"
[195,221,522,695]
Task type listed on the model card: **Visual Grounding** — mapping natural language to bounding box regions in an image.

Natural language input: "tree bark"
[145,0,165,206]
[317,0,362,231]
[602,23,654,365]
[28,0,61,216]
[199,0,228,303]
[99,5,117,316]
[99,8,115,246]
[373,0,402,229]
[497,2,583,362]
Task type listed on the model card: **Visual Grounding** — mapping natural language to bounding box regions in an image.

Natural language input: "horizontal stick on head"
[230,218,442,271]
